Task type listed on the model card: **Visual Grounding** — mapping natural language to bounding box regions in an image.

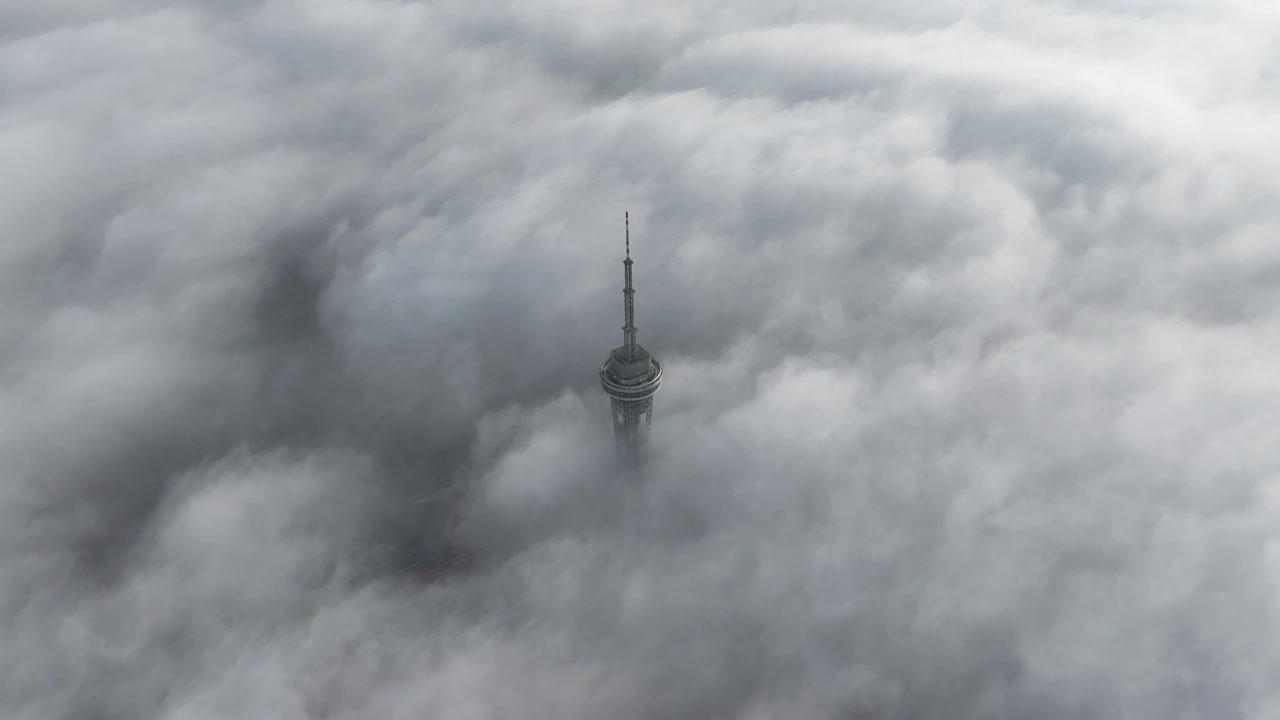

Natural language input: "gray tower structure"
[600,212,662,467]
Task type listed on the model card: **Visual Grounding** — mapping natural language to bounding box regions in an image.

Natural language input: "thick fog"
[3,1,1280,717]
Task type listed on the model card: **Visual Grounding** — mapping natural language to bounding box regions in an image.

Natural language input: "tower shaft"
[610,396,654,462]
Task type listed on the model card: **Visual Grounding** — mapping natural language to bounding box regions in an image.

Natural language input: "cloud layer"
[4,1,1280,717]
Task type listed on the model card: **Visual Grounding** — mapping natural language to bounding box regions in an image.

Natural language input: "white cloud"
[3,1,1280,717]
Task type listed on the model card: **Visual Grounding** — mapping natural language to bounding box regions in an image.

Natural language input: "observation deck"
[599,348,662,402]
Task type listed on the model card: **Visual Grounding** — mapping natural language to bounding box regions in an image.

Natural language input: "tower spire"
[623,211,637,360]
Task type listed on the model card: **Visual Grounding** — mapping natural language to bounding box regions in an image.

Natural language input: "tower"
[600,212,662,468]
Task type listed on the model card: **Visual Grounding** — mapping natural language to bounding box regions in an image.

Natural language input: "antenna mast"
[622,211,637,360]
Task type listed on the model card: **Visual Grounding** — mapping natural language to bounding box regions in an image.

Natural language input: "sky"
[3,0,1280,717]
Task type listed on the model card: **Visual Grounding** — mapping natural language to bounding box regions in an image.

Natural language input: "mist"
[3,1,1280,718]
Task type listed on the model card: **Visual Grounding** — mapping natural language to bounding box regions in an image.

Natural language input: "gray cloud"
[3,0,1280,718]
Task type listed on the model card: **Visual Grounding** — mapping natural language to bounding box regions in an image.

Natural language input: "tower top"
[600,210,662,470]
